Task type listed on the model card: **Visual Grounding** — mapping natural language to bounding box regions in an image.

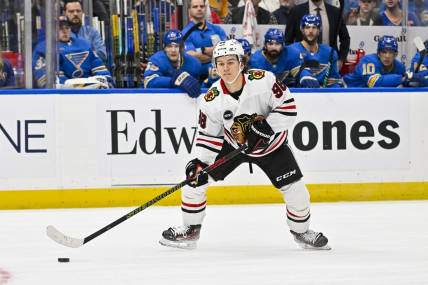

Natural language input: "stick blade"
[46,225,84,248]
[414,36,426,52]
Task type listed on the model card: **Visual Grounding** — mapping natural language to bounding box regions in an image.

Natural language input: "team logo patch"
[147,62,159,71]
[248,70,265,80]
[223,110,233,120]
[35,57,45,70]
[204,87,219,102]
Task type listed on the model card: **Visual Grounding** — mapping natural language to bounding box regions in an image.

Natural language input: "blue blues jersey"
[33,38,112,88]
[289,42,341,87]
[409,51,428,87]
[249,46,302,86]
[0,58,16,87]
[143,51,202,88]
[343,53,405,87]
[182,21,227,77]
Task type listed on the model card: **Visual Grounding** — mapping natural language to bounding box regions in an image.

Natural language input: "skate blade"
[159,238,197,250]
[296,242,332,250]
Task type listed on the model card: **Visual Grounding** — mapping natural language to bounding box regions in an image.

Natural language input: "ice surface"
[1,201,427,285]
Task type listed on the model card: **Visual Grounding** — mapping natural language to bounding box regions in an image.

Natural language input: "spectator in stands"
[182,0,227,79]
[379,0,420,26]
[0,53,16,88]
[144,29,202,98]
[249,28,302,86]
[345,0,383,25]
[343,35,405,87]
[225,0,278,24]
[64,0,107,62]
[403,39,428,87]
[32,17,112,88]
[285,0,350,70]
[419,5,428,26]
[289,14,342,88]
[273,0,296,24]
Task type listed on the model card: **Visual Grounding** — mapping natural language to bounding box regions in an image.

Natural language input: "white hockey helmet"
[213,39,245,64]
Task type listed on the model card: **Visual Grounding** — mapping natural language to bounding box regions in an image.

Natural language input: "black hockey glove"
[246,118,274,153]
[171,70,201,98]
[185,158,209,188]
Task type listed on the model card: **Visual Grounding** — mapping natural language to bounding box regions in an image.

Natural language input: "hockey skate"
[290,230,331,250]
[159,224,201,249]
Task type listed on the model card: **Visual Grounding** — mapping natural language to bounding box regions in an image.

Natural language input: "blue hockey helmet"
[237,38,252,56]
[377,35,398,53]
[300,14,321,28]
[264,28,284,45]
[163,29,183,47]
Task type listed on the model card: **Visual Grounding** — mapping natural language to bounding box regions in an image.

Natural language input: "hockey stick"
[46,144,247,248]
[322,0,344,87]
[413,36,426,73]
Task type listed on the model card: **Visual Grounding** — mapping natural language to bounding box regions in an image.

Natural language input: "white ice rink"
[1,201,428,285]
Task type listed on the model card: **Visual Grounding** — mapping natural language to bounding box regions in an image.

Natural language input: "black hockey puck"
[57,258,70,263]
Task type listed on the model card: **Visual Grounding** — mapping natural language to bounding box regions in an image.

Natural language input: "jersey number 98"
[272,80,287,98]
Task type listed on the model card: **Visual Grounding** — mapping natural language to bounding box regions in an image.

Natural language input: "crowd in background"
[1,0,428,91]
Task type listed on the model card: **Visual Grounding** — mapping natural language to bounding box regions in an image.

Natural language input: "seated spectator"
[345,0,383,25]
[418,2,428,26]
[249,28,303,87]
[403,39,428,87]
[203,38,252,88]
[64,0,107,62]
[379,0,420,26]
[0,54,16,88]
[289,14,342,88]
[225,0,278,24]
[343,35,405,87]
[33,18,112,88]
[183,0,227,79]
[273,0,296,24]
[144,29,202,98]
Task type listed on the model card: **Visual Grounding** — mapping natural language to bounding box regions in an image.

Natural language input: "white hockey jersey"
[195,69,297,164]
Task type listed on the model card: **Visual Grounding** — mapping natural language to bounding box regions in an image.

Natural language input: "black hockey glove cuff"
[246,119,274,153]
[185,158,209,188]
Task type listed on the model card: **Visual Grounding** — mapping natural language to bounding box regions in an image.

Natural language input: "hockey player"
[203,38,252,88]
[159,39,330,250]
[404,39,428,87]
[343,35,406,87]
[143,29,203,98]
[33,18,112,88]
[0,55,16,88]
[249,28,302,86]
[288,14,341,88]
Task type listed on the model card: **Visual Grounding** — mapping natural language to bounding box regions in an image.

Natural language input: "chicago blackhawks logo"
[230,113,257,144]
[204,87,220,102]
[248,70,265,80]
